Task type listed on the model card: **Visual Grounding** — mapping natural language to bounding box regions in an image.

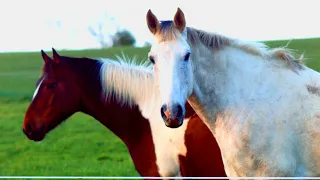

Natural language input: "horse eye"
[149,56,155,64]
[184,53,191,61]
[47,83,57,89]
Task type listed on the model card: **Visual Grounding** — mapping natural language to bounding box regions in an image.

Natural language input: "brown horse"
[22,48,226,178]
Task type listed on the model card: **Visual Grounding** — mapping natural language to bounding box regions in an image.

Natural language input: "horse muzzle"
[160,103,185,128]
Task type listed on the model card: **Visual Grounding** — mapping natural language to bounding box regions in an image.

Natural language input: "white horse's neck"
[188,40,320,176]
[189,43,309,129]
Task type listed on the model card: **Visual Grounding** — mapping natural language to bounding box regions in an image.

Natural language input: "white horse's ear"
[146,9,160,34]
[174,8,186,32]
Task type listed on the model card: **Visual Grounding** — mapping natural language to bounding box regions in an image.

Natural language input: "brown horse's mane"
[61,56,103,90]
[57,55,156,108]
[99,55,156,107]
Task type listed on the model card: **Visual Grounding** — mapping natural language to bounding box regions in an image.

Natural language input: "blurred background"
[0,0,319,176]
[0,0,319,52]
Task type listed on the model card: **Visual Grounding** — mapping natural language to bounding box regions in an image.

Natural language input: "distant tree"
[143,41,152,47]
[112,30,136,46]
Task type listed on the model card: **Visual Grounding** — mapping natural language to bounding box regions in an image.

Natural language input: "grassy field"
[0,38,320,177]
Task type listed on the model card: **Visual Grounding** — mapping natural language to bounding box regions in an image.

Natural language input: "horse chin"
[32,134,46,142]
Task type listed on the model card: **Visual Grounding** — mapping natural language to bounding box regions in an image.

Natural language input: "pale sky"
[0,0,319,52]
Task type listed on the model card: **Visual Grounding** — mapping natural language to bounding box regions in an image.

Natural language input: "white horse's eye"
[149,56,155,64]
[184,52,191,61]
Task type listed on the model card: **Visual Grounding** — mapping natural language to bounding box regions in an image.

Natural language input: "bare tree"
[88,23,112,48]
[87,13,116,48]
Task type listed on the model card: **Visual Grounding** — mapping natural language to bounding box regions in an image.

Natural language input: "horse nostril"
[25,124,32,134]
[161,104,168,121]
[176,104,183,118]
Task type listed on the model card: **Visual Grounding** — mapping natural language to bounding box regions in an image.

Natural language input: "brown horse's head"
[22,49,82,141]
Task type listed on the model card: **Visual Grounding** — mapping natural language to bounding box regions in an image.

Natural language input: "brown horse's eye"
[47,83,57,89]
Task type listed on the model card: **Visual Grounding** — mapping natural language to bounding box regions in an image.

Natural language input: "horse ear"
[174,8,186,32]
[52,48,60,64]
[146,9,159,34]
[41,50,51,64]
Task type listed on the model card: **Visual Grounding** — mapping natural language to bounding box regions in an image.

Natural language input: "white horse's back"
[212,46,320,176]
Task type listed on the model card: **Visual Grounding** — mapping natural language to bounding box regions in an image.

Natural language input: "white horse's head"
[146,8,193,128]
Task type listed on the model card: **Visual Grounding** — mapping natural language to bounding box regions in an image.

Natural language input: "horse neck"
[66,58,153,147]
[188,43,269,125]
[71,60,159,176]
[82,94,151,146]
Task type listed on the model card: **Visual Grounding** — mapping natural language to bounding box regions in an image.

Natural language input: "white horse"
[146,8,320,177]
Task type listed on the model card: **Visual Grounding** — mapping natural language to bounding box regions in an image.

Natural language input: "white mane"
[157,22,305,73]
[99,55,158,110]
[186,27,305,73]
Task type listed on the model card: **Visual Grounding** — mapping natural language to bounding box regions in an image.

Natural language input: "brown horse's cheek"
[48,95,55,106]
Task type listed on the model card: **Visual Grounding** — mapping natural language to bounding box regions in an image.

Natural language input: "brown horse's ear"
[41,50,51,64]
[52,48,60,64]
[174,8,186,32]
[146,9,160,34]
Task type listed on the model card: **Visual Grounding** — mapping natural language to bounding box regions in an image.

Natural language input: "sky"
[0,0,319,52]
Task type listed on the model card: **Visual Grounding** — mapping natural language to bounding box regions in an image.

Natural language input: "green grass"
[0,46,149,177]
[0,104,134,176]
[0,38,320,177]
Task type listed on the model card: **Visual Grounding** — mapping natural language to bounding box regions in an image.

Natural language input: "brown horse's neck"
[64,57,159,176]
